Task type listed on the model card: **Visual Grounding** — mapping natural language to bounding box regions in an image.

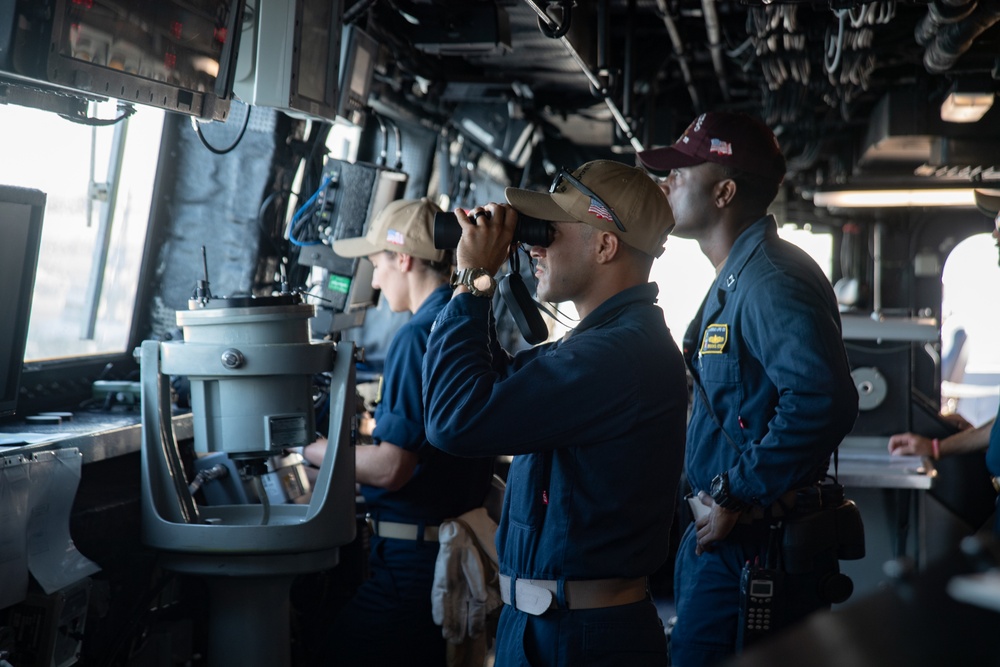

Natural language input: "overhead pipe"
[523,0,645,151]
[343,0,378,25]
[915,0,977,46]
[598,0,609,79]
[701,0,731,102]
[924,0,1000,73]
[620,0,635,145]
[654,0,702,112]
[915,0,1000,74]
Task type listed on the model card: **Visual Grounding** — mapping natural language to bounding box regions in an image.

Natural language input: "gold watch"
[452,267,497,298]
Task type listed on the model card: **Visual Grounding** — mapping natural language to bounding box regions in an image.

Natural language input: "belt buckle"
[516,580,554,615]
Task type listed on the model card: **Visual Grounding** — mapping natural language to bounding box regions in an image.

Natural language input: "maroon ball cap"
[637,112,786,184]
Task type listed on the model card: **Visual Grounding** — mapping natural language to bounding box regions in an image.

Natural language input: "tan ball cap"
[332,197,446,262]
[504,160,674,257]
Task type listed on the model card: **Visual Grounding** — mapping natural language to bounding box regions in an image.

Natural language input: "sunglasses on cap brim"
[550,168,626,233]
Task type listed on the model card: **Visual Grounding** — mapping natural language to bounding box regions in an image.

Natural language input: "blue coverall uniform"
[423,282,688,666]
[669,216,859,667]
[985,407,1000,536]
[325,284,494,667]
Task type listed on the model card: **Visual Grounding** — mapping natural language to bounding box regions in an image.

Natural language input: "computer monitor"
[233,0,343,122]
[42,0,244,120]
[337,25,377,122]
[0,186,46,418]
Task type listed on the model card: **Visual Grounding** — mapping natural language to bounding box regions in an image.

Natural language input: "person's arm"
[888,417,995,459]
[424,301,658,456]
[724,271,859,506]
[303,436,418,490]
[303,437,327,467]
[355,441,418,490]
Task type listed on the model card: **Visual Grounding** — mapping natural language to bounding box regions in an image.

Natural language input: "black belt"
[736,488,800,524]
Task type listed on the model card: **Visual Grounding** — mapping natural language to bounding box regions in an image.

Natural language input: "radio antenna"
[193,246,213,301]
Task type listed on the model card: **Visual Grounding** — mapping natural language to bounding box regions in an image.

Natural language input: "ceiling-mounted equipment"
[337,25,378,124]
[454,101,536,167]
[940,80,995,123]
[233,0,344,122]
[0,0,243,120]
[523,0,643,151]
[410,4,511,55]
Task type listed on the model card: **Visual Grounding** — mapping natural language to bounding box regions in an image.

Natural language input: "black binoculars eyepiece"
[433,211,554,249]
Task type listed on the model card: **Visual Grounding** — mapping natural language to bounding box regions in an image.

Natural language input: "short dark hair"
[718,165,780,211]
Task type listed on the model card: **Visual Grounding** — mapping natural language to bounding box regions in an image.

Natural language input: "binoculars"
[433,211,554,249]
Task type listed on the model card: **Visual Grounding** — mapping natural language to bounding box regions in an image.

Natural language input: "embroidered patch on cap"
[588,197,614,222]
[386,229,406,245]
[710,138,732,156]
[700,323,729,354]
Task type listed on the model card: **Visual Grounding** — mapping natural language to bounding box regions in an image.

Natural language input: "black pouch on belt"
[780,482,865,573]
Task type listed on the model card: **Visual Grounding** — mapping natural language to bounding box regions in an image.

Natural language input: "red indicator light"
[214,27,227,44]
[171,21,183,40]
[71,0,93,8]
[164,52,176,70]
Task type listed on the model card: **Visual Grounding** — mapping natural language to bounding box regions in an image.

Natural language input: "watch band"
[710,472,749,513]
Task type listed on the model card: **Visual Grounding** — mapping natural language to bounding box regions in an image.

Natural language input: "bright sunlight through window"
[0,104,164,361]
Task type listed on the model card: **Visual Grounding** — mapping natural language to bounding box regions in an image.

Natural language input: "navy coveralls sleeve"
[425,287,675,459]
[423,282,689,666]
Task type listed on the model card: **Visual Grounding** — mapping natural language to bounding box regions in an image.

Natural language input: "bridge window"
[940,233,1000,426]
[650,224,833,349]
[0,104,164,362]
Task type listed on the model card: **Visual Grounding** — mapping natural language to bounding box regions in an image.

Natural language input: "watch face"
[710,474,725,499]
[472,272,494,293]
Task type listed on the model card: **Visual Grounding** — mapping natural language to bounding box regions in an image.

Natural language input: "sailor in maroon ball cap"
[639,113,859,666]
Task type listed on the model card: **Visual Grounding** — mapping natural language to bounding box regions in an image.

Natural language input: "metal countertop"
[0,409,193,464]
[834,437,936,491]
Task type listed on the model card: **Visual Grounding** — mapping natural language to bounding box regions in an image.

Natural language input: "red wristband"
[931,438,940,460]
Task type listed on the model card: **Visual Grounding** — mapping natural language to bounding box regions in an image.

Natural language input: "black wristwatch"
[452,267,497,298]
[709,472,749,513]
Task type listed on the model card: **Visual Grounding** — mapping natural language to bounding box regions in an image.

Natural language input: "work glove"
[432,520,489,642]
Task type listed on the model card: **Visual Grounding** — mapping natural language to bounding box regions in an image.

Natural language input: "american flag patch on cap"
[588,197,614,222]
[709,138,732,155]
[386,229,406,245]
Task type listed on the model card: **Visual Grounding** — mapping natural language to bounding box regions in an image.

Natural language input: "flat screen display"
[47,0,243,119]
[338,25,376,118]
[296,0,334,104]
[288,0,342,119]
[231,0,341,122]
[0,187,45,418]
